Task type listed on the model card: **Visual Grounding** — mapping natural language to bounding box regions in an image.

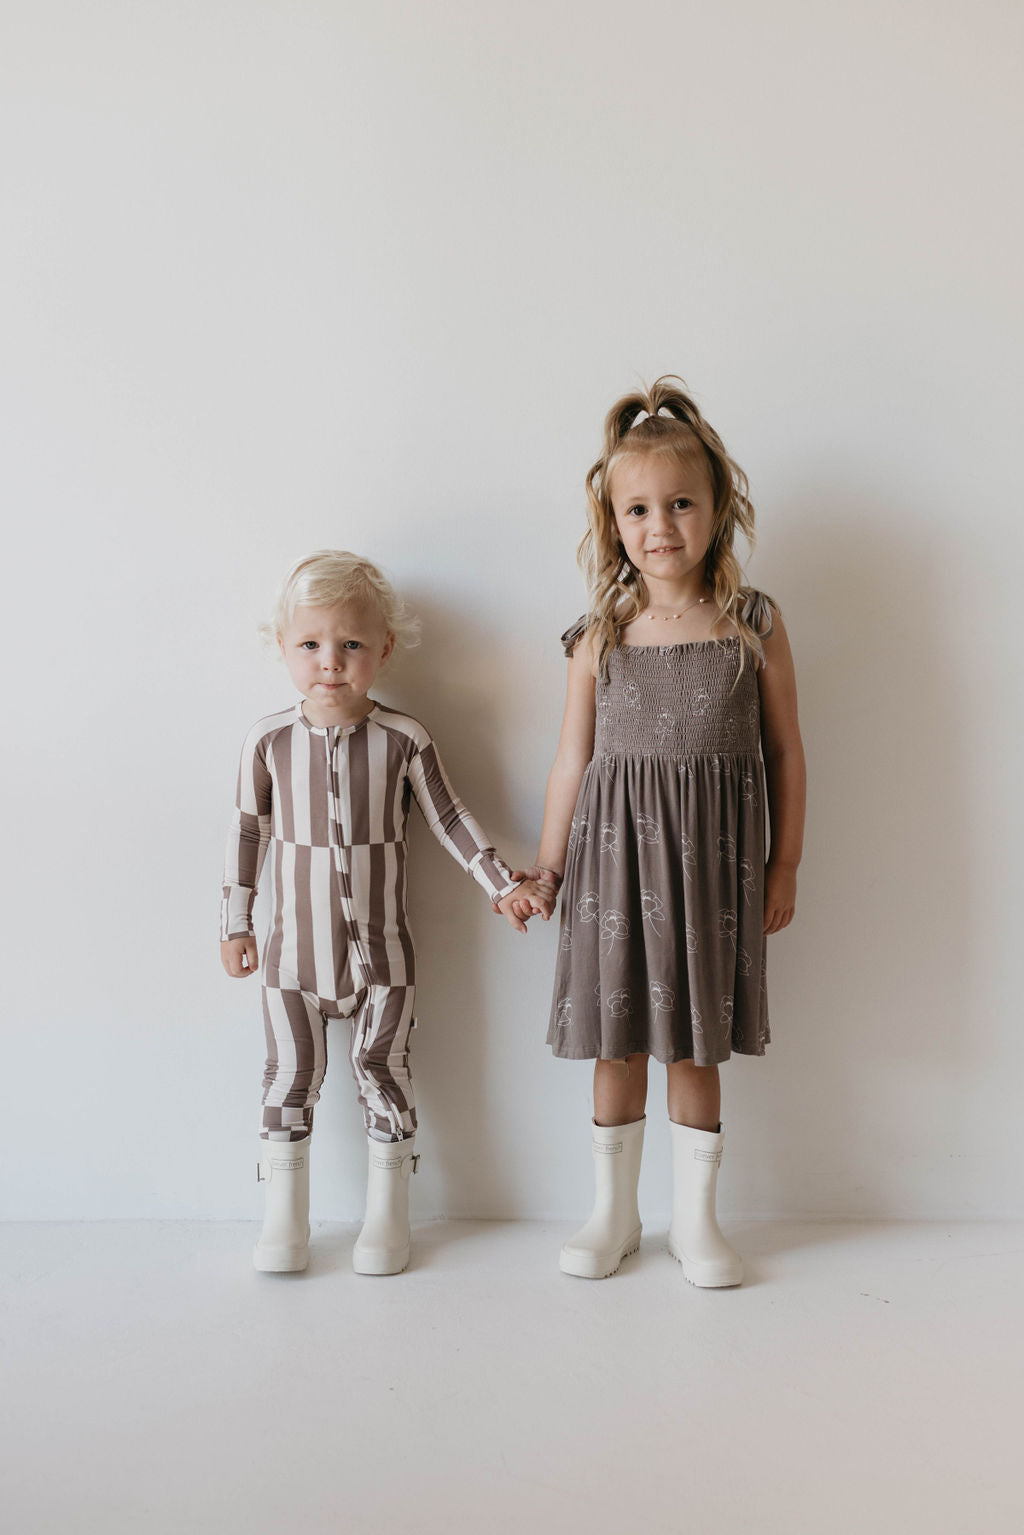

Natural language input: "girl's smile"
[609,452,716,598]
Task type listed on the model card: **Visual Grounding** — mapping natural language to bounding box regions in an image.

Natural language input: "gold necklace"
[647,596,710,622]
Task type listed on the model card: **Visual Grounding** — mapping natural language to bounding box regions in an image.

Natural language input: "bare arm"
[534,630,598,880]
[757,613,806,933]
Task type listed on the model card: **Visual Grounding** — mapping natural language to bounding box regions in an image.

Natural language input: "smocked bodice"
[596,637,760,756]
[561,588,774,760]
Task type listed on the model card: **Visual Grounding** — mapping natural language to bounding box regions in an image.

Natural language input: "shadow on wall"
[730,479,973,1217]
[376,593,538,1216]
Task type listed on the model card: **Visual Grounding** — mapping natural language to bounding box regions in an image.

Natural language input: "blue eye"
[300,641,318,651]
[344,641,362,650]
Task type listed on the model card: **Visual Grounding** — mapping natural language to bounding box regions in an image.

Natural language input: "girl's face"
[609,450,716,595]
[277,601,394,726]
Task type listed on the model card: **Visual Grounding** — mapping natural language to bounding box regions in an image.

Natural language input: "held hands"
[494,867,562,935]
[221,936,259,977]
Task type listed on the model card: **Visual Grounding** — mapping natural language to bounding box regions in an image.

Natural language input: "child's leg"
[593,1054,649,1126]
[347,984,417,1143]
[260,987,329,1141]
[349,984,418,1276]
[665,1060,741,1287]
[562,1054,648,1279]
[255,986,324,1273]
[665,1060,721,1131]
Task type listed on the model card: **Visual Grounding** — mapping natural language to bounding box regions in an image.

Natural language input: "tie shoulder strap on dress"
[560,615,590,658]
[738,588,777,668]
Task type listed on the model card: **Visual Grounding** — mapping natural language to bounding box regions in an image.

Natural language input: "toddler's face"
[609,451,716,592]
[277,601,394,726]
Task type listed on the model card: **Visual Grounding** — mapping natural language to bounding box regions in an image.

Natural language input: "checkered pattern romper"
[222,701,518,1142]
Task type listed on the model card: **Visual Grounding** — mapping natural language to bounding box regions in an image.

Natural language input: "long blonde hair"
[579,376,776,683]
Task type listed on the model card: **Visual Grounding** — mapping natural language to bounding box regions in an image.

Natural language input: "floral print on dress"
[685,923,698,953]
[681,835,697,882]
[655,711,675,746]
[600,909,630,954]
[600,822,620,865]
[718,907,738,947]
[640,889,665,936]
[555,998,573,1029]
[576,891,599,924]
[607,988,633,1018]
[739,858,756,905]
[568,816,592,852]
[650,981,675,1018]
[637,814,661,846]
[718,833,736,862]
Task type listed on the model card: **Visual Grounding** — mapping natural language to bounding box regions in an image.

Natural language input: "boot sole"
[253,1246,309,1273]
[352,1246,410,1276]
[560,1228,642,1280]
[667,1240,743,1288]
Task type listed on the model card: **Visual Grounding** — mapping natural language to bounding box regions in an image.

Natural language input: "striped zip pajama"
[223,701,518,1142]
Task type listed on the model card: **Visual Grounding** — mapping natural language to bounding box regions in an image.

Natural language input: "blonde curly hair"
[264,550,421,651]
[578,376,777,684]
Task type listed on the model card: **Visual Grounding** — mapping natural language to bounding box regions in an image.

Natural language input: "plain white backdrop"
[1,0,1020,1222]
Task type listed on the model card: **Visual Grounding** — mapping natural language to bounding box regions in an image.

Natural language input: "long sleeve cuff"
[469,850,520,902]
[221,886,256,942]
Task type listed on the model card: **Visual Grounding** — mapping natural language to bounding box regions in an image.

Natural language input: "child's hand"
[763,860,797,935]
[496,879,557,935]
[492,866,561,914]
[221,936,259,977]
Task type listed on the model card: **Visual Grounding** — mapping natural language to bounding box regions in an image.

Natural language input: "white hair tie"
[630,406,674,429]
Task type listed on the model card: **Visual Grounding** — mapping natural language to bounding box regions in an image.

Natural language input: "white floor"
[3,1219,1024,1534]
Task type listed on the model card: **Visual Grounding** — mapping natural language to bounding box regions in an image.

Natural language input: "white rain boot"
[668,1121,743,1287]
[559,1117,645,1279]
[352,1135,418,1276]
[254,1136,311,1273]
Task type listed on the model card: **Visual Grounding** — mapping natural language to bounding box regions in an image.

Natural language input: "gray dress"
[547,588,775,1065]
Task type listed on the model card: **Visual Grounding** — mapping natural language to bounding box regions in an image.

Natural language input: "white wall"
[2,0,1021,1221]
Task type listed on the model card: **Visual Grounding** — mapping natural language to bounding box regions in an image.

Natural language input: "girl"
[516,378,805,1284]
[221,551,551,1276]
